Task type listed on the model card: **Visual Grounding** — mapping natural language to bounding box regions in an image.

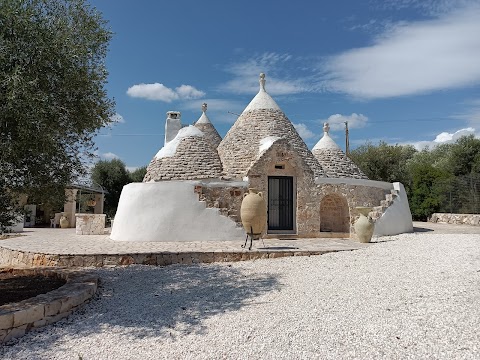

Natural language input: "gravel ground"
[1,232,479,360]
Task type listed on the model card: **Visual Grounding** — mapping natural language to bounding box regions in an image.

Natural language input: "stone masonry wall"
[194,185,248,226]
[315,183,388,236]
[247,139,318,236]
[429,213,480,226]
[320,194,350,233]
[75,214,106,235]
[0,268,98,343]
[197,138,389,238]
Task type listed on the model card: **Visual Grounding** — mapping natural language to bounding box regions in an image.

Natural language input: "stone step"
[380,199,393,207]
[369,211,383,220]
[385,193,396,202]
[373,205,386,213]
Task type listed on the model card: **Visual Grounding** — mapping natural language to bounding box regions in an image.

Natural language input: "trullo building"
[111,74,413,242]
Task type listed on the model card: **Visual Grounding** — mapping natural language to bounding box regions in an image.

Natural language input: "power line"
[291,117,462,124]
[98,133,164,137]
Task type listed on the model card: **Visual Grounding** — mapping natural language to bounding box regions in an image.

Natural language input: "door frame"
[267,176,296,234]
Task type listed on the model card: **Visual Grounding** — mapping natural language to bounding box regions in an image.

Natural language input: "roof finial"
[323,122,330,134]
[259,73,266,91]
[202,103,207,113]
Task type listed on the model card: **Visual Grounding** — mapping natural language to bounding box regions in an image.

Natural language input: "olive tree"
[0,0,114,230]
[91,159,131,218]
[349,141,417,187]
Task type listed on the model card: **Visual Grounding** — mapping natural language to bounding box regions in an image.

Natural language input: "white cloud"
[126,166,139,172]
[101,152,120,160]
[110,113,125,123]
[293,123,316,140]
[407,127,478,150]
[323,4,480,99]
[126,83,205,102]
[175,85,206,99]
[434,127,476,143]
[321,113,368,131]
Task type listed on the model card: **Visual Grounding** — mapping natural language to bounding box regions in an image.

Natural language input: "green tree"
[0,0,114,230]
[129,166,147,182]
[349,141,417,187]
[408,163,452,221]
[91,159,131,218]
[448,135,480,176]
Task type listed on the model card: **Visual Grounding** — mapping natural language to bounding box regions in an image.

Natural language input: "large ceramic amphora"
[240,188,267,239]
[354,207,374,243]
[60,215,69,229]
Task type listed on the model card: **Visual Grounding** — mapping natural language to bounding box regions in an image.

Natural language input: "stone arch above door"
[320,193,349,233]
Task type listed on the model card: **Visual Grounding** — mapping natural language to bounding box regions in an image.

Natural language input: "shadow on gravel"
[92,264,280,337]
[4,264,281,350]
[413,227,434,233]
[257,246,299,250]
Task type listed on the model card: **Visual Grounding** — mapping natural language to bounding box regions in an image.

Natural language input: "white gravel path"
[1,232,479,360]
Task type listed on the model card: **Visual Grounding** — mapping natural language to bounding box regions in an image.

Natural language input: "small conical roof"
[143,126,223,181]
[217,73,325,179]
[312,123,368,179]
[312,123,341,151]
[243,73,281,112]
[194,103,222,149]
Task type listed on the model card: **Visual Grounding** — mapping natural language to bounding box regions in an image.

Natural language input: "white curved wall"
[110,182,245,242]
[374,182,414,236]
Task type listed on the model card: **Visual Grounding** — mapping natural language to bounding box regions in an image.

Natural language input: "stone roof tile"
[217,74,325,178]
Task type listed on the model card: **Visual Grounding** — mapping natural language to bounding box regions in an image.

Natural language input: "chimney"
[164,111,182,145]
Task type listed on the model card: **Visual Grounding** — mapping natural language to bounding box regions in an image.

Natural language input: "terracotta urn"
[354,207,374,243]
[240,188,267,239]
[60,215,69,229]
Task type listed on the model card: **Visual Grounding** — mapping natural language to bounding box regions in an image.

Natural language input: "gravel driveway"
[1,231,479,359]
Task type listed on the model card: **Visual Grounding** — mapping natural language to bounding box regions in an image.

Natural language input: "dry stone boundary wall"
[429,213,480,226]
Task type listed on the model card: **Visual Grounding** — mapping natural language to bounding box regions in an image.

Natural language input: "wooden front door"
[268,176,294,231]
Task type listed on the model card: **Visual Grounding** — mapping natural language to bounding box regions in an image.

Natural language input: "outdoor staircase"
[196,192,243,228]
[369,188,400,221]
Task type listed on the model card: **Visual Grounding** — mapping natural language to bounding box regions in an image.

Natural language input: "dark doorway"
[268,176,294,231]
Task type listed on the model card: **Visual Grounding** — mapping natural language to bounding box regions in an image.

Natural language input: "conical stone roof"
[143,126,223,181]
[194,103,222,149]
[312,123,368,179]
[217,73,325,179]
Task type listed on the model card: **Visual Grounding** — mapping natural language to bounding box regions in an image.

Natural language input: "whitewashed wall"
[110,182,245,242]
[374,182,414,236]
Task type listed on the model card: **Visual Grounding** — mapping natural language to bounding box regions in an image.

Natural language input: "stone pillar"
[94,193,104,214]
[63,188,78,228]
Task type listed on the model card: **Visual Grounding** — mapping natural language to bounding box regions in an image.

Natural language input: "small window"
[275,164,285,169]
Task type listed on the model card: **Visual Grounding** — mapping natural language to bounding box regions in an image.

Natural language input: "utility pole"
[344,121,350,156]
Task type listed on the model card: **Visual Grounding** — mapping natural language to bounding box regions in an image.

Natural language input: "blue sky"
[89,0,480,170]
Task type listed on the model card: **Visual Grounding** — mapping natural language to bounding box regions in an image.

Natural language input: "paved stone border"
[0,248,345,268]
[0,267,98,344]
